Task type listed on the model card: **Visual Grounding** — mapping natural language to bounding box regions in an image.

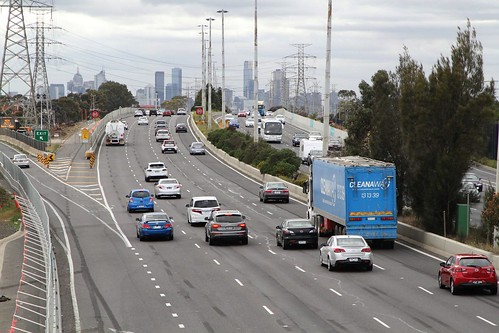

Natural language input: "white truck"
[105,120,125,146]
[299,139,323,164]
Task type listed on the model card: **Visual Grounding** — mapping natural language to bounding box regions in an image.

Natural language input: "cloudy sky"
[3,0,499,99]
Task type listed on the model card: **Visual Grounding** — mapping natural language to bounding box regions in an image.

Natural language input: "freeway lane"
[3,114,499,332]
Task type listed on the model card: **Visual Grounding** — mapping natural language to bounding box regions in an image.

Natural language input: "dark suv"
[149,109,158,116]
[205,210,248,245]
[292,132,308,146]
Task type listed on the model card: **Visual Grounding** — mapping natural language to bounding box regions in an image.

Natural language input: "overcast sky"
[3,0,499,99]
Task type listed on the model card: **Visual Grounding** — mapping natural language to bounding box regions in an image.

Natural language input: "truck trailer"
[299,139,323,164]
[105,120,125,146]
[308,156,397,248]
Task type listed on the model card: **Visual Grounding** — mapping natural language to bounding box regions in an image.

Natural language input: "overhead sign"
[34,130,49,142]
[81,128,90,143]
[91,110,100,119]
[196,107,204,115]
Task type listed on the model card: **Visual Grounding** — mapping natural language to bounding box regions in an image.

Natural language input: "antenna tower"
[286,44,316,113]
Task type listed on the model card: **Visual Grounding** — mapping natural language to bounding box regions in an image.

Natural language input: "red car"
[438,254,497,295]
[162,110,172,117]
[237,111,247,117]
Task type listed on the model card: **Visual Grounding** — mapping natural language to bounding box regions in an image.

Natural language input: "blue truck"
[308,156,397,248]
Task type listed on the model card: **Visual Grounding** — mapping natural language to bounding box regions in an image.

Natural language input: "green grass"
[0,188,21,230]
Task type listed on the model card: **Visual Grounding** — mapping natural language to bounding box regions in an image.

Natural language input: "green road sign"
[34,130,49,142]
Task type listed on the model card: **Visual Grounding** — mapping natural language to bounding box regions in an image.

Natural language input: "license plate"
[153,226,162,229]
[166,187,172,189]
[472,281,483,284]
[274,191,281,194]
[298,241,306,244]
[348,258,359,262]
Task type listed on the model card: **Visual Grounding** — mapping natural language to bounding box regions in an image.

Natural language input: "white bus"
[260,118,283,143]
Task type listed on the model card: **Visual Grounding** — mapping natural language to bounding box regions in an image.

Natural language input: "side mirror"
[125,195,130,198]
[320,243,327,248]
[150,194,154,197]
[185,203,189,207]
[205,217,209,221]
[276,225,282,229]
[439,262,446,267]
[259,186,263,189]
[154,182,158,185]
[241,215,246,220]
[135,218,140,221]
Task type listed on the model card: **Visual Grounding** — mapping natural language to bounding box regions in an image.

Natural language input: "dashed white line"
[213,259,221,265]
[476,316,497,326]
[329,288,342,296]
[252,203,257,206]
[267,211,273,215]
[147,271,152,274]
[418,286,433,295]
[155,285,160,289]
[248,235,254,239]
[181,230,186,235]
[160,294,165,297]
[295,266,306,272]
[373,317,390,328]
[151,278,156,281]
[178,324,185,329]
[165,303,171,307]
[268,250,276,255]
[235,279,244,286]
[194,243,200,249]
[172,313,178,318]
[134,252,139,256]
[143,264,148,268]
[373,264,385,270]
[263,305,274,315]
[139,258,143,261]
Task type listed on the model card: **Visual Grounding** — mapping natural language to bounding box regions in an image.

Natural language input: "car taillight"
[164,223,172,228]
[149,197,153,202]
[264,190,273,193]
[212,224,221,229]
[486,267,495,273]
[158,185,164,189]
[238,223,246,228]
[333,248,345,253]
[142,224,151,229]
[175,185,180,189]
[192,209,202,213]
[361,247,371,253]
[282,190,289,193]
[162,168,167,171]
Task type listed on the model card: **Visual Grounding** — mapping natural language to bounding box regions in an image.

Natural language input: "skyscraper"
[172,68,182,98]
[49,84,65,100]
[155,71,165,103]
[95,69,107,89]
[243,61,253,99]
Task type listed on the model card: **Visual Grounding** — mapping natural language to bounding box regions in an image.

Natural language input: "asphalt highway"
[1,114,499,333]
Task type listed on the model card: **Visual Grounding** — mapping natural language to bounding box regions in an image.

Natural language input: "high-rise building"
[49,84,65,100]
[165,83,174,101]
[136,85,156,107]
[95,69,107,89]
[243,61,253,99]
[270,69,289,107]
[67,67,84,94]
[155,71,165,103]
[172,68,182,98]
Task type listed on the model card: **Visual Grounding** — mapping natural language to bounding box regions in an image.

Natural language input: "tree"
[96,81,137,112]
[399,21,496,233]
[162,96,188,111]
[52,97,81,124]
[481,188,499,244]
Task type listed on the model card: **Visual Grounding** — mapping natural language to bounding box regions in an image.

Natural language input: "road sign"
[34,130,49,142]
[81,128,90,143]
[196,107,204,115]
[91,110,100,119]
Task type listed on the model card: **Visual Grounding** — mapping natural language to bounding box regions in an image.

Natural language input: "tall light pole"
[322,0,333,155]
[217,9,228,127]
[206,17,215,130]
[199,24,207,124]
[253,0,259,143]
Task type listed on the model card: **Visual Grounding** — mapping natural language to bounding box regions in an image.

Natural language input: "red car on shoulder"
[438,253,497,295]
[162,110,173,117]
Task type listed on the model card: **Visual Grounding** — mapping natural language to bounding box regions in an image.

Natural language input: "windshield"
[194,200,219,208]
[459,257,491,267]
[143,213,170,221]
[215,215,243,223]
[337,238,365,247]
[149,163,165,169]
[132,191,150,198]
[192,143,203,148]
[264,122,282,135]
[287,220,314,228]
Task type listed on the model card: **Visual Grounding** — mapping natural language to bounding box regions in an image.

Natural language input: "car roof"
[192,196,218,201]
[454,253,488,258]
[333,235,365,240]
[158,178,178,183]
[141,212,169,219]
[213,209,242,215]
[148,161,165,166]
[285,218,312,223]
[131,188,150,193]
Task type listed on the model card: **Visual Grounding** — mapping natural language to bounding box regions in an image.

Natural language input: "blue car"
[126,189,154,213]
[229,118,239,128]
[136,212,174,241]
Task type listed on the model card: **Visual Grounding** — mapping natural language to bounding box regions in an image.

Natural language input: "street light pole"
[206,17,215,130]
[217,9,228,128]
[322,0,333,155]
[253,0,259,143]
[199,24,207,124]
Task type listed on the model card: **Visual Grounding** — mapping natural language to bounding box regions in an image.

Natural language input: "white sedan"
[12,154,29,168]
[245,117,255,127]
[319,235,373,271]
[274,114,286,124]
[138,116,149,125]
[154,178,182,199]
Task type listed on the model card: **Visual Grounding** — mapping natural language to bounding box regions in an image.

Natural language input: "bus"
[260,118,283,143]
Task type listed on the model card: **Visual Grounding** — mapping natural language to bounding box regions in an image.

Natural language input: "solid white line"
[213,259,221,265]
[235,279,244,286]
[295,266,306,272]
[43,200,81,333]
[373,264,385,270]
[418,286,433,295]
[329,288,342,296]
[373,317,390,328]
[476,316,497,326]
[263,305,274,315]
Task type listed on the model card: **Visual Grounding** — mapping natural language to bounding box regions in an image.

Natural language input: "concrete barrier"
[189,116,499,268]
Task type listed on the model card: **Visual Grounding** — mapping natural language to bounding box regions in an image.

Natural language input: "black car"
[175,123,188,133]
[276,219,318,249]
[292,132,308,146]
[462,173,483,192]
[259,181,289,203]
[149,109,158,116]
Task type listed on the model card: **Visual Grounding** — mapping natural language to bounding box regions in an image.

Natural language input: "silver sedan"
[154,178,182,199]
[319,235,373,271]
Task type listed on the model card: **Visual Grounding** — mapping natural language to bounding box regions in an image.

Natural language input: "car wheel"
[366,263,373,271]
[177,195,181,199]
[285,198,289,203]
[276,235,281,246]
[438,273,445,289]
[136,229,140,238]
[169,233,174,241]
[259,196,263,202]
[490,285,498,295]
[312,241,318,249]
[145,177,149,182]
[139,234,145,241]
[209,235,215,246]
[205,232,209,242]
[327,257,335,271]
[263,196,268,203]
[450,279,458,295]
[320,253,325,267]
[282,240,289,250]
[242,237,248,245]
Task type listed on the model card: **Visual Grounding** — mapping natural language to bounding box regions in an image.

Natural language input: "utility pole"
[199,24,207,125]
[253,0,259,143]
[206,17,215,130]
[322,0,333,155]
[217,9,228,127]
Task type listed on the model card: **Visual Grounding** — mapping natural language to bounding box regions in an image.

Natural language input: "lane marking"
[395,241,444,261]
[165,303,171,307]
[194,243,200,249]
[295,266,306,272]
[329,288,342,296]
[267,211,273,215]
[263,305,274,315]
[418,286,433,295]
[213,259,221,265]
[172,313,178,318]
[268,250,276,255]
[373,317,390,328]
[235,279,244,286]
[476,316,497,326]
[373,264,385,270]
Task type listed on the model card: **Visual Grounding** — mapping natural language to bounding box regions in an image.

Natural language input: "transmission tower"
[0,0,53,128]
[32,12,54,129]
[286,44,316,113]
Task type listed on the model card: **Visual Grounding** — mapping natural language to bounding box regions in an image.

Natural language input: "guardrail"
[0,128,47,152]
[0,153,61,333]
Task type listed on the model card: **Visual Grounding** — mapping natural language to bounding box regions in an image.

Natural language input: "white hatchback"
[320,235,373,271]
[138,116,149,125]
[12,154,29,168]
[144,162,168,182]
[186,196,221,225]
